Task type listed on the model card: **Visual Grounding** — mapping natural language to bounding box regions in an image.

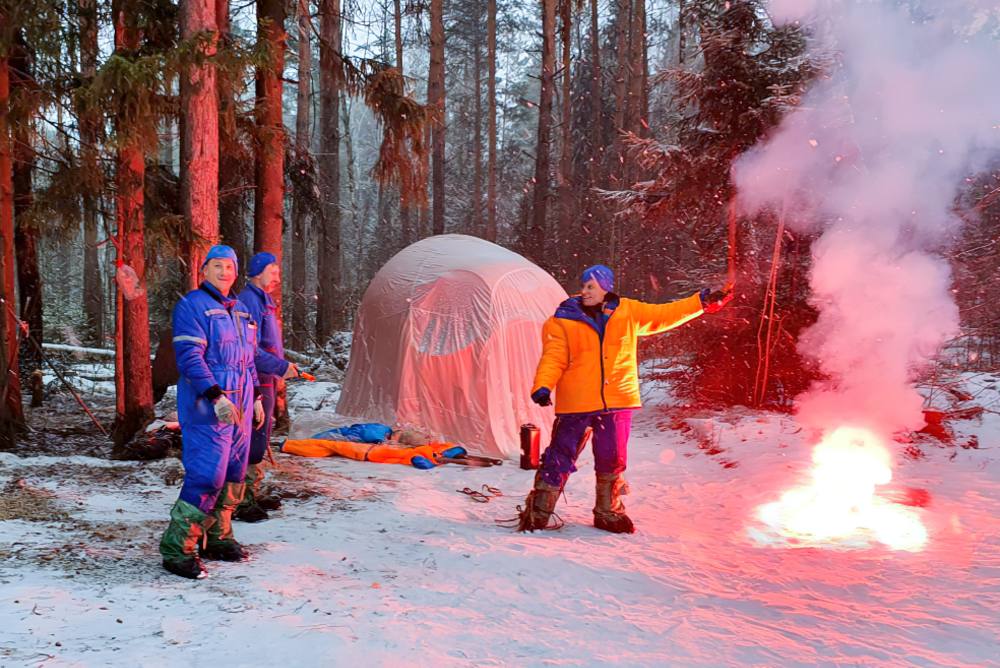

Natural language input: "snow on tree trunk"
[181,0,220,290]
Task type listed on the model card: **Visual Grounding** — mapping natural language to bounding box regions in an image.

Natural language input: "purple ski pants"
[539,409,634,488]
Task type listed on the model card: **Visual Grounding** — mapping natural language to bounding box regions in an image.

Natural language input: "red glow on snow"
[756,426,928,551]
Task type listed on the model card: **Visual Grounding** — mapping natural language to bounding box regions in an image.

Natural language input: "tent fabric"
[336,234,567,459]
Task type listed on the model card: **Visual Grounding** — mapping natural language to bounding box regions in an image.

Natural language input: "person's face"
[203,258,237,294]
[580,278,608,307]
[254,263,281,294]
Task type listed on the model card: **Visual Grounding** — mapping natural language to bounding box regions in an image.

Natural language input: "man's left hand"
[700,284,734,314]
[253,398,265,428]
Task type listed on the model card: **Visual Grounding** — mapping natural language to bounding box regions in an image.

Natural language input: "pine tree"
[604,0,820,406]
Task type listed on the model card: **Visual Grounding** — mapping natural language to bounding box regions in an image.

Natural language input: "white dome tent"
[337,234,567,459]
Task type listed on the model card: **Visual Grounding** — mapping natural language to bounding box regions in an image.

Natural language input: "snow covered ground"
[1,375,999,666]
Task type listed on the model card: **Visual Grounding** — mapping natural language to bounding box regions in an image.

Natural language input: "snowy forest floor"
[1,366,999,666]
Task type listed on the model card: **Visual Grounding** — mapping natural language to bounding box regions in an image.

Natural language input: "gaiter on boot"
[203,482,250,561]
[593,472,635,534]
[516,472,564,532]
[159,499,208,579]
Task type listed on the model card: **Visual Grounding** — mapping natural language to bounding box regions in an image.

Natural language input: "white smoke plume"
[733,0,1000,437]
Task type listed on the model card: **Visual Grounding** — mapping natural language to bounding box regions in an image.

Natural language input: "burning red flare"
[755,426,928,551]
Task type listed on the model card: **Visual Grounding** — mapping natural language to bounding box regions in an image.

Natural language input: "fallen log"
[42,343,116,358]
[42,343,153,360]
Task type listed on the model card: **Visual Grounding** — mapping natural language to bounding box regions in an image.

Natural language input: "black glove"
[531,387,552,407]
[700,284,734,314]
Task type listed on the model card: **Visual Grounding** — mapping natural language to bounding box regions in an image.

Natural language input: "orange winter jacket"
[531,292,704,414]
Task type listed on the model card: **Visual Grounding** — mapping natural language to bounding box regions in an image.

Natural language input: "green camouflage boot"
[516,472,564,532]
[593,472,635,534]
[234,463,268,523]
[159,499,208,579]
[202,482,250,561]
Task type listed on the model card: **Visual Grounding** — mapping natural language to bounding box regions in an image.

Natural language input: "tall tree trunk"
[428,0,446,235]
[393,0,412,246]
[627,0,646,144]
[678,0,686,64]
[418,113,431,239]
[113,2,153,445]
[217,0,247,267]
[181,0,220,289]
[607,0,632,269]
[341,95,360,283]
[316,0,343,339]
[10,38,40,374]
[529,0,556,259]
[79,0,103,346]
[585,0,604,249]
[610,0,630,181]
[485,0,497,242]
[639,0,648,128]
[0,53,24,441]
[254,0,288,422]
[291,0,311,349]
[557,0,573,268]
[471,44,483,236]
[255,0,286,295]
[588,0,602,188]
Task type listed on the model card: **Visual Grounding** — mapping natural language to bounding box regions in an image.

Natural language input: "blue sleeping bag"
[311,423,393,444]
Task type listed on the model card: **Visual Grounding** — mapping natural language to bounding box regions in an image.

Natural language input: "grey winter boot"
[516,472,565,532]
[593,472,635,534]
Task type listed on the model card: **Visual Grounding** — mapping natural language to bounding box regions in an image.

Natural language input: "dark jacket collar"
[199,282,237,309]
[554,293,621,333]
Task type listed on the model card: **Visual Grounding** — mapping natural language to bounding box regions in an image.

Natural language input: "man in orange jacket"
[517,264,732,533]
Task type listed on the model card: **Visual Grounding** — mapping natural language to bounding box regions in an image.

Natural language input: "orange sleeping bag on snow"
[282,439,458,467]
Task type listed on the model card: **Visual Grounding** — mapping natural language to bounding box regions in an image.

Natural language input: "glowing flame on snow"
[756,426,928,551]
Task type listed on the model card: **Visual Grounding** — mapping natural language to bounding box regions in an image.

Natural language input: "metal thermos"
[520,423,540,470]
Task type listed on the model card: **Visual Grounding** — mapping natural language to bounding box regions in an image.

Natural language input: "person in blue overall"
[235,252,299,523]
[159,245,265,579]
